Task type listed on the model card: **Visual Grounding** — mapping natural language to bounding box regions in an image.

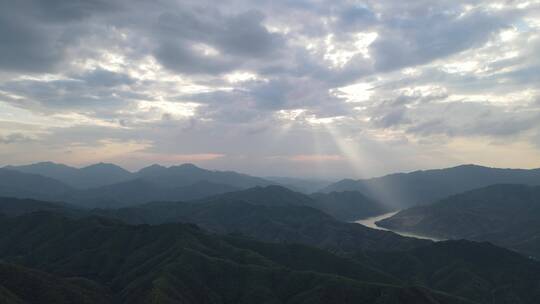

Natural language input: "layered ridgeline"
[377,184,540,258]
[1,198,540,303]
[4,162,272,189]
[0,168,240,208]
[323,164,540,208]
[0,193,424,254]
[4,162,133,189]
[0,165,391,219]
[0,163,274,208]
[93,186,422,253]
[0,211,473,304]
[311,190,392,221]
[265,176,332,193]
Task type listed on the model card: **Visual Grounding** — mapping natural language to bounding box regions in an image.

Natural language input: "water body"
[355,211,443,242]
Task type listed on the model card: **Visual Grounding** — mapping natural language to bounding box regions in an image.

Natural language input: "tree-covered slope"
[0,169,73,201]
[95,199,429,253]
[377,184,540,258]
[197,185,390,221]
[0,212,470,304]
[311,190,392,221]
[0,262,113,304]
[363,240,540,304]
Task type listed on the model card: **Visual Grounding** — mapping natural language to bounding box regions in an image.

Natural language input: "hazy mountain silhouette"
[0,163,280,208]
[194,185,390,221]
[265,176,333,193]
[0,168,241,209]
[135,163,273,188]
[90,185,429,253]
[5,162,132,189]
[5,162,275,190]
[0,168,73,201]
[323,164,540,208]
[311,191,392,221]
[377,184,540,258]
[70,179,240,208]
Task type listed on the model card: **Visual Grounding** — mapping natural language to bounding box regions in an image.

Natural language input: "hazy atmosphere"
[3,2,540,303]
[1,0,540,178]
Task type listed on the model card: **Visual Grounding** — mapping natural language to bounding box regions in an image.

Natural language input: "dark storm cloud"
[371,9,514,72]
[186,76,352,123]
[155,42,237,75]
[153,8,285,75]
[0,0,117,73]
[0,13,63,72]
[0,70,135,114]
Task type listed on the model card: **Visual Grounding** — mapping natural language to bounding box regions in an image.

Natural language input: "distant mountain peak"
[6,161,75,170]
[257,184,296,192]
[171,163,205,172]
[178,163,199,169]
[137,164,167,174]
[450,164,488,170]
[82,162,129,172]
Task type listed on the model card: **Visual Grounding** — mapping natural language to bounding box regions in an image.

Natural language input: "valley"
[355,211,444,241]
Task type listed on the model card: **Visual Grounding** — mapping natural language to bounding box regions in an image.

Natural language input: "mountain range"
[323,164,540,208]
[4,162,273,189]
[4,162,133,189]
[0,163,275,208]
[0,165,391,219]
[0,196,539,303]
[2,161,540,302]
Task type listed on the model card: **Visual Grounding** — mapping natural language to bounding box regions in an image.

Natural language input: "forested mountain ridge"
[377,184,540,258]
[0,211,474,304]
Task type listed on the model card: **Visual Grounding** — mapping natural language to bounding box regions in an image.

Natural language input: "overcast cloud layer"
[1,0,539,178]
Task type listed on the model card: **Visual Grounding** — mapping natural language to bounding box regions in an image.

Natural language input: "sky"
[0,0,539,179]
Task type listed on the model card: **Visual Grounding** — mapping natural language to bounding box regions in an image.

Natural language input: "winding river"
[355,211,443,242]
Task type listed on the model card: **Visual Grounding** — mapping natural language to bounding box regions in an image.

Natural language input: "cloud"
[371,7,515,72]
[287,154,344,162]
[0,133,32,144]
[152,8,284,75]
[79,68,135,87]
[0,0,539,177]
[0,0,117,73]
